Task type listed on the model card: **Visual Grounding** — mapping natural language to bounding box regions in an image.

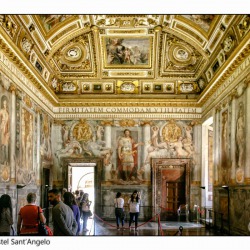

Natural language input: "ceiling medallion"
[174,48,189,61]
[60,43,86,65]
[170,44,196,66]
[65,46,82,61]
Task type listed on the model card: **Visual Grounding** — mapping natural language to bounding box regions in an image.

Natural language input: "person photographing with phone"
[128,190,141,231]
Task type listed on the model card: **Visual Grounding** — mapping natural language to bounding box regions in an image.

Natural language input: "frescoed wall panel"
[16,106,36,185]
[220,108,230,185]
[0,87,11,183]
[40,113,52,161]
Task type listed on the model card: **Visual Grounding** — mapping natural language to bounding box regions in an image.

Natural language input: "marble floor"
[79,217,224,236]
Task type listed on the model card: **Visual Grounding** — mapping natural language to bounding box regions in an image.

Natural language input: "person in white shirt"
[114,192,125,230]
[128,190,141,231]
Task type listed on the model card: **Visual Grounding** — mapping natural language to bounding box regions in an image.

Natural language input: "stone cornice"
[0,29,58,106]
[198,32,250,106]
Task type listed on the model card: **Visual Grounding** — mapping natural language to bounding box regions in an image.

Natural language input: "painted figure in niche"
[40,115,52,160]
[117,129,143,181]
[0,97,10,165]
[25,120,33,170]
[25,113,33,170]
[222,111,229,161]
[21,109,33,170]
[182,125,194,157]
[61,124,70,146]
[236,103,245,168]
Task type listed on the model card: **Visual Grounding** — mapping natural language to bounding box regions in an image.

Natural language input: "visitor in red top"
[17,192,46,236]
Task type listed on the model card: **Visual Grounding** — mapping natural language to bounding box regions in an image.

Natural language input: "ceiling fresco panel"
[102,36,153,68]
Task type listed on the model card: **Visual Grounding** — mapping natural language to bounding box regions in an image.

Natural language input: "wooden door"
[151,158,190,222]
[165,181,185,220]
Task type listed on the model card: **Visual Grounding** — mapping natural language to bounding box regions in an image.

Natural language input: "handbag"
[45,225,53,236]
[37,206,49,236]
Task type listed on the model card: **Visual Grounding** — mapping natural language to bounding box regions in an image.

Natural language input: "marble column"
[10,85,16,183]
[103,122,112,148]
[102,121,113,181]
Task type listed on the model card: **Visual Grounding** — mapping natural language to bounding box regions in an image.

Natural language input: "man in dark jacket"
[48,189,78,236]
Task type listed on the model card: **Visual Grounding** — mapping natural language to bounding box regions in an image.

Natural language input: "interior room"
[0,14,250,236]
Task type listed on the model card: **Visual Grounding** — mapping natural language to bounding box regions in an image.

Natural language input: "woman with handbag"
[17,193,46,236]
[81,193,92,232]
[114,192,125,230]
[0,194,13,236]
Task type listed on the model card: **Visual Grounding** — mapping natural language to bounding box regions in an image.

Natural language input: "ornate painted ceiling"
[0,14,249,107]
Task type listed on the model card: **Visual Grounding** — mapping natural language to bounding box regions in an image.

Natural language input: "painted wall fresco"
[16,106,36,185]
[0,89,11,183]
[208,129,213,193]
[53,118,198,186]
[40,113,52,161]
[235,102,245,183]
[220,109,230,184]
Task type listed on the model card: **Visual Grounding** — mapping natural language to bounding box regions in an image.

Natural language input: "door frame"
[151,158,191,220]
[61,157,102,216]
